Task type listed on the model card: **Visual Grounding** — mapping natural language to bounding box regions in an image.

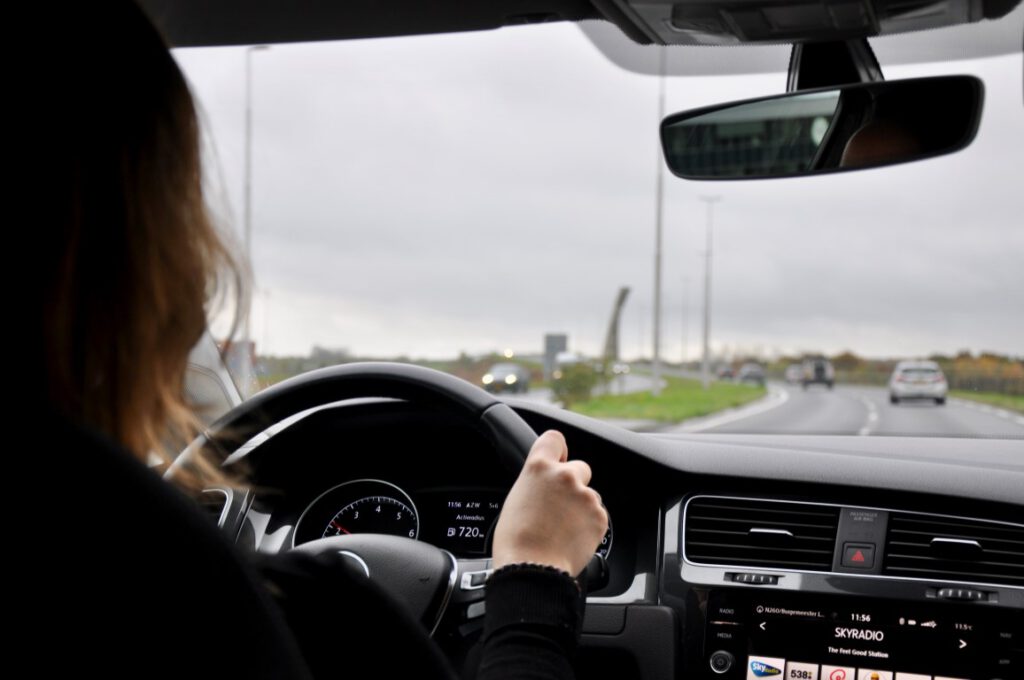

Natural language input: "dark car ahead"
[481,362,530,394]
[801,357,835,389]
[737,363,766,387]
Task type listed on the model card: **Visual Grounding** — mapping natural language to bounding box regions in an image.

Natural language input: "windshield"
[175,21,1023,439]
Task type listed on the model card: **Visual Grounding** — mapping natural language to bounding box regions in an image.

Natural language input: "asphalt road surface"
[694,383,1024,437]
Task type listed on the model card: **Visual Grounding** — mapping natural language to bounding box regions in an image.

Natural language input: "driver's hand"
[491,430,608,577]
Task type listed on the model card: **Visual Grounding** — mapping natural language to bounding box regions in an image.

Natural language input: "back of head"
[840,118,924,169]
[34,1,241,487]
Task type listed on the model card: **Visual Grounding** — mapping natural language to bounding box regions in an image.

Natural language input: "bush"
[551,363,599,408]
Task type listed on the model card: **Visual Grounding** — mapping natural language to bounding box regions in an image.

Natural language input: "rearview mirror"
[660,76,982,180]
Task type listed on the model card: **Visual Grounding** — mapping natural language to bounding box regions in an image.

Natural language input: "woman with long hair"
[32,2,607,678]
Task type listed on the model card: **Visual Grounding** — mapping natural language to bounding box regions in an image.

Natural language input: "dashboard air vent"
[883,513,1024,587]
[685,497,840,571]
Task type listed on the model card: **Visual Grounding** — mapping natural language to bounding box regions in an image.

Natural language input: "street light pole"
[699,195,721,389]
[651,47,667,396]
[681,273,689,367]
[243,45,269,343]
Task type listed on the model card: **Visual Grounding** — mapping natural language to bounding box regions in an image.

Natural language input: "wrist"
[492,551,574,576]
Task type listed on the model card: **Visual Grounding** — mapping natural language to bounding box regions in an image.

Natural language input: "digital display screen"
[420,489,503,556]
[704,590,1021,680]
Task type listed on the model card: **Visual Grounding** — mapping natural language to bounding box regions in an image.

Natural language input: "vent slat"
[687,528,835,543]
[684,501,836,518]
[688,515,837,531]
[884,565,1024,585]
[887,540,1024,557]
[687,541,834,555]
[888,529,1024,548]
[684,497,839,572]
[883,512,1024,587]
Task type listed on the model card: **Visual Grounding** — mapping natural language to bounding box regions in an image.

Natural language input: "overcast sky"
[174,23,1024,361]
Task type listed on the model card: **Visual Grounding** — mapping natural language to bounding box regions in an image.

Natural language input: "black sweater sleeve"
[256,554,583,680]
[476,564,584,680]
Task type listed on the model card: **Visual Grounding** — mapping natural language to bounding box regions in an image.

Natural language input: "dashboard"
[217,397,1024,680]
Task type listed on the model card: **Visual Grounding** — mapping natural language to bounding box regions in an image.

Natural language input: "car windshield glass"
[175,20,1023,440]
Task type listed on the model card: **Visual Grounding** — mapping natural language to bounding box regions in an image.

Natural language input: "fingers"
[561,459,592,486]
[527,430,568,464]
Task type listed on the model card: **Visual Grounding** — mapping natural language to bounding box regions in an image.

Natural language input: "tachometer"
[323,496,418,539]
[597,515,613,560]
[293,479,419,546]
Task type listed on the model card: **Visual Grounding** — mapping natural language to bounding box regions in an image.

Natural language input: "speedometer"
[293,479,420,546]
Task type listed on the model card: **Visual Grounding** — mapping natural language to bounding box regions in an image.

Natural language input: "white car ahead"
[889,360,948,405]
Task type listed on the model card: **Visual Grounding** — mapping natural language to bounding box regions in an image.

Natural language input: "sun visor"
[598,0,1021,45]
[582,0,1023,75]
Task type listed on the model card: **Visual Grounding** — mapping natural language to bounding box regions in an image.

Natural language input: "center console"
[696,589,1021,680]
[669,495,1024,680]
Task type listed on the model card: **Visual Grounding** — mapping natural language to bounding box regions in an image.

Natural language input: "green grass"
[572,377,766,423]
[951,390,1024,414]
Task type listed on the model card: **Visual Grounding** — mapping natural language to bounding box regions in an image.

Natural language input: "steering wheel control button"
[466,601,486,620]
[460,569,492,591]
[841,543,875,569]
[709,650,734,674]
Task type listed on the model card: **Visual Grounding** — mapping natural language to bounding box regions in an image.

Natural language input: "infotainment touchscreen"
[702,590,1021,680]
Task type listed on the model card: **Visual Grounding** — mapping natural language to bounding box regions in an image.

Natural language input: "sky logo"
[750,660,783,677]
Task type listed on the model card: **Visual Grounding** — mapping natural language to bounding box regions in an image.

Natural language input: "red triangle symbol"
[852,550,865,562]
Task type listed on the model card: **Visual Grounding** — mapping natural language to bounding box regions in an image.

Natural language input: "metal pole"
[699,195,721,389]
[681,274,688,368]
[651,47,667,396]
[243,45,269,342]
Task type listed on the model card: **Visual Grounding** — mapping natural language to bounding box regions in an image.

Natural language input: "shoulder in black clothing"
[21,411,584,680]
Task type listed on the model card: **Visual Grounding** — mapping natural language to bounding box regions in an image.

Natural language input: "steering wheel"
[168,362,538,635]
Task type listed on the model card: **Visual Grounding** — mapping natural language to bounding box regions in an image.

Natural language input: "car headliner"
[140,0,1024,64]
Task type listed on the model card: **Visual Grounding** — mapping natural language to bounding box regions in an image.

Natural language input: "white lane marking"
[672,385,790,433]
[858,395,879,436]
[951,398,1024,429]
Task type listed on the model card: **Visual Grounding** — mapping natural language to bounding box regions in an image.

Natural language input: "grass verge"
[572,377,766,423]
[950,390,1024,414]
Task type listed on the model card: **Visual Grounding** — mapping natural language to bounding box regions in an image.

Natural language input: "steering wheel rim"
[169,361,538,478]
[168,361,539,634]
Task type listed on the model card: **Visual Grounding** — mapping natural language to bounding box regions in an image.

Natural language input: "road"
[685,383,1024,437]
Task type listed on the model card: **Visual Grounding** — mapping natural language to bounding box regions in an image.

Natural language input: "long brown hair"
[42,1,244,490]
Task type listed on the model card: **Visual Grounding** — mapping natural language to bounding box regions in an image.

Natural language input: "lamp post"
[651,47,667,396]
[243,44,270,343]
[699,195,721,389]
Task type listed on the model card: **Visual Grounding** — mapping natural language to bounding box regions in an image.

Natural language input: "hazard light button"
[841,543,875,569]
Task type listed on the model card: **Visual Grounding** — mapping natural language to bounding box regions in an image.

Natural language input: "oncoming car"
[889,359,949,405]
[481,362,531,394]
[68,2,1024,679]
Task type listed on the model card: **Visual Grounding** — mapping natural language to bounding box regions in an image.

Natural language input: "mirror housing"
[660,76,983,180]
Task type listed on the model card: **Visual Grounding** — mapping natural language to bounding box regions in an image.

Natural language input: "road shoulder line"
[662,385,790,433]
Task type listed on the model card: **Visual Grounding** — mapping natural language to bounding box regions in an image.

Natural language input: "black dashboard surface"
[231,398,1024,680]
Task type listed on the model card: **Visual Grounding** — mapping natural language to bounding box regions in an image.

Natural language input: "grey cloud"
[176,25,1024,360]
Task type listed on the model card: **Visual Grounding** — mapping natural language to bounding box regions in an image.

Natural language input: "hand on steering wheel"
[493,430,608,577]
[169,363,606,637]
